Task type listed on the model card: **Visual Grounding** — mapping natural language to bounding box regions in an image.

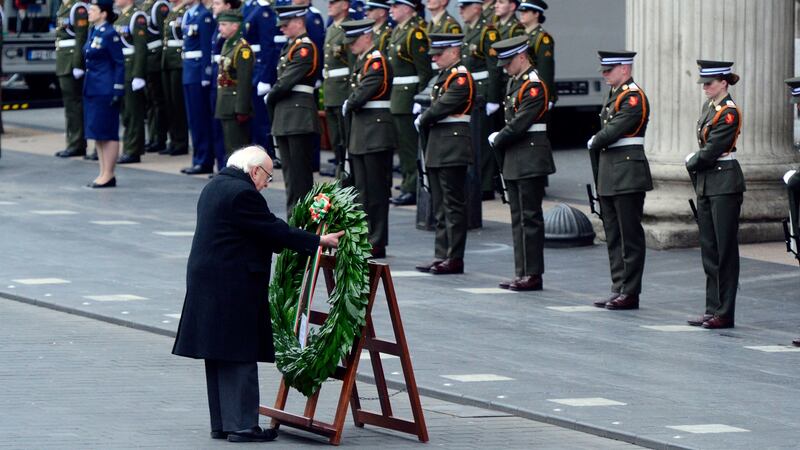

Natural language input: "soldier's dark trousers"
[184,83,214,169]
[789,186,800,256]
[221,119,251,160]
[276,134,315,213]
[209,87,227,170]
[204,359,259,432]
[352,150,393,248]
[58,75,87,152]
[325,107,347,168]
[146,71,168,147]
[251,90,272,153]
[697,193,742,320]
[162,68,189,152]
[477,107,496,194]
[507,176,546,277]
[600,192,646,295]
[121,84,146,156]
[429,165,468,260]
[392,114,418,194]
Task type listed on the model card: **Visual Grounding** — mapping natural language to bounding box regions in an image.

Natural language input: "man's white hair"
[226,145,269,172]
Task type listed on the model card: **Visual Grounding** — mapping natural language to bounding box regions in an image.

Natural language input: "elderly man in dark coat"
[172,145,342,443]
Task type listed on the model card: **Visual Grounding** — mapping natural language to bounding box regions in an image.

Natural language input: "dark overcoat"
[172,167,319,362]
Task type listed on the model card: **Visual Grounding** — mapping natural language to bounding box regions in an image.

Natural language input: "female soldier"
[685,60,745,329]
[83,0,125,188]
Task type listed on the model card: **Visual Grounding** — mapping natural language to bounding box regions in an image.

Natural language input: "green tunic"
[55,0,90,153]
[216,33,254,157]
[525,24,556,103]
[427,11,462,35]
[372,21,393,54]
[115,6,149,157]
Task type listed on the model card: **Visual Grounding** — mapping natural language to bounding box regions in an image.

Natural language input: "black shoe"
[158,146,173,155]
[84,152,98,161]
[182,165,213,175]
[145,142,166,153]
[55,148,86,158]
[117,154,141,164]
[210,431,228,439]
[161,146,188,156]
[227,427,277,443]
[391,192,416,206]
[89,177,116,188]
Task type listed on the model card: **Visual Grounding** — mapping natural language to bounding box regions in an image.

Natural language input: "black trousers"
[352,150,393,248]
[204,359,259,433]
[600,192,646,295]
[507,177,546,277]
[697,193,742,319]
[276,134,316,214]
[429,165,469,260]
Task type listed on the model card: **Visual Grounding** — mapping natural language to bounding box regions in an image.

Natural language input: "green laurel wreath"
[270,182,372,397]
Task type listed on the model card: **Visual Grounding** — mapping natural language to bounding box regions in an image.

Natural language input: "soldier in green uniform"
[387,0,432,206]
[54,0,90,158]
[458,0,501,200]
[341,18,395,258]
[782,78,800,346]
[587,51,652,310]
[413,33,474,275]
[365,0,393,53]
[142,0,172,154]
[160,0,190,156]
[481,0,496,22]
[488,36,554,290]
[426,0,462,35]
[684,60,745,329]
[215,9,253,158]
[114,0,149,164]
[492,0,522,39]
[324,0,355,178]
[518,0,554,107]
[267,5,321,213]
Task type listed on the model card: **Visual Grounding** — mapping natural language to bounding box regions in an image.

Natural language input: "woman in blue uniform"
[83,0,125,188]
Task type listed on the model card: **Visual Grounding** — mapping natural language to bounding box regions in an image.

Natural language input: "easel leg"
[270,379,290,430]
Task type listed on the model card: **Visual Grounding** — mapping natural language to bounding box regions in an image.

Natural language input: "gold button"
[453,132,458,135]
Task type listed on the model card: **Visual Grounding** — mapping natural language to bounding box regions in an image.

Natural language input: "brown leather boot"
[593,293,620,308]
[508,275,543,291]
[430,258,464,275]
[605,294,639,310]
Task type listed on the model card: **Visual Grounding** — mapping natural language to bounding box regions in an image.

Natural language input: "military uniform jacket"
[493,70,554,180]
[114,6,149,81]
[162,3,187,71]
[346,49,395,155]
[387,17,432,114]
[493,16,523,40]
[142,0,171,74]
[55,0,89,76]
[323,18,355,107]
[481,1,496,22]
[243,0,280,87]
[215,34,254,119]
[373,21,392,54]
[268,34,321,136]
[589,78,653,196]
[419,63,475,168]
[181,3,215,85]
[83,24,125,98]
[526,24,555,103]
[461,17,501,103]
[427,11,462,34]
[686,94,746,197]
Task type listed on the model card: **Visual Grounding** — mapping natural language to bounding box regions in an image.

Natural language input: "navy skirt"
[84,95,120,141]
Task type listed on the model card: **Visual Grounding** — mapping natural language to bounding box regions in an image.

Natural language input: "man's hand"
[412,102,422,115]
[485,102,500,115]
[413,115,421,132]
[341,99,349,117]
[586,135,595,149]
[319,230,345,248]
[72,68,85,79]
[257,82,271,96]
[488,131,499,147]
[201,80,211,87]
[131,77,146,91]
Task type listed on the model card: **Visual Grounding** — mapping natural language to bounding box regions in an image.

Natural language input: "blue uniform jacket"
[207,28,225,88]
[83,23,125,98]
[243,0,279,86]
[181,2,215,85]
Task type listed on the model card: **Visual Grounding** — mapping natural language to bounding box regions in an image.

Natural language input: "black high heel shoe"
[90,177,116,188]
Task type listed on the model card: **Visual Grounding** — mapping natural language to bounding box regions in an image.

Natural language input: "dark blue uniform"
[243,0,279,154]
[182,2,216,170]
[83,22,125,141]
[208,28,226,170]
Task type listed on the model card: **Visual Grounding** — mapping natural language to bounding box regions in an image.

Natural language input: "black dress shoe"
[391,192,416,206]
[90,177,116,188]
[702,316,734,329]
[145,142,166,153]
[55,148,86,158]
[182,165,213,175]
[210,431,228,439]
[162,146,188,156]
[498,277,520,289]
[605,294,639,310]
[688,314,713,327]
[84,152,98,161]
[117,154,141,164]
[227,426,277,443]
[415,260,442,273]
[793,338,800,347]
[593,293,620,308]
[508,275,543,291]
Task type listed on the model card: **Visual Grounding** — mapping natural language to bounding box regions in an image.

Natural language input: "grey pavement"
[1,125,800,449]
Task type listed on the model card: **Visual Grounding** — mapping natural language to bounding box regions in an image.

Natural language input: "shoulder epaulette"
[627,82,639,91]
[309,6,321,14]
[457,65,468,74]
[526,70,540,82]
[256,0,270,6]
[726,100,737,108]
[370,50,382,58]
[300,37,312,44]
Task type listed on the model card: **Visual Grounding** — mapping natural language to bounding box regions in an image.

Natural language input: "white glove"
[412,102,422,115]
[131,77,146,91]
[413,115,421,132]
[72,68,85,79]
[201,80,211,87]
[485,102,500,115]
[341,100,349,117]
[586,135,595,149]
[257,82,271,96]
[488,131,499,146]
[314,79,322,89]
[548,101,554,110]
[685,152,696,163]
[784,169,797,184]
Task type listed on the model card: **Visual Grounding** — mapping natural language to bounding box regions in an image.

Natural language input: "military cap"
[428,33,464,55]
[275,5,308,26]
[217,9,242,23]
[696,59,735,83]
[491,35,529,67]
[597,50,636,71]
[90,0,113,6]
[365,0,391,9]
[518,0,547,12]
[388,0,418,8]
[786,77,800,104]
[456,0,483,5]
[342,18,376,44]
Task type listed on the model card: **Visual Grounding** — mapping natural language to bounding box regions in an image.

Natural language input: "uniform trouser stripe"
[392,114,418,193]
[697,193,742,319]
[352,150,393,248]
[600,192,646,295]
[122,85,146,156]
[58,75,87,151]
[508,176,546,276]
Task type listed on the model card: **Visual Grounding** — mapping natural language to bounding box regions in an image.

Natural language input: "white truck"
[2,0,60,91]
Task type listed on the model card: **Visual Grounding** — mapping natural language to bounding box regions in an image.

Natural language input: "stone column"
[625,0,800,248]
